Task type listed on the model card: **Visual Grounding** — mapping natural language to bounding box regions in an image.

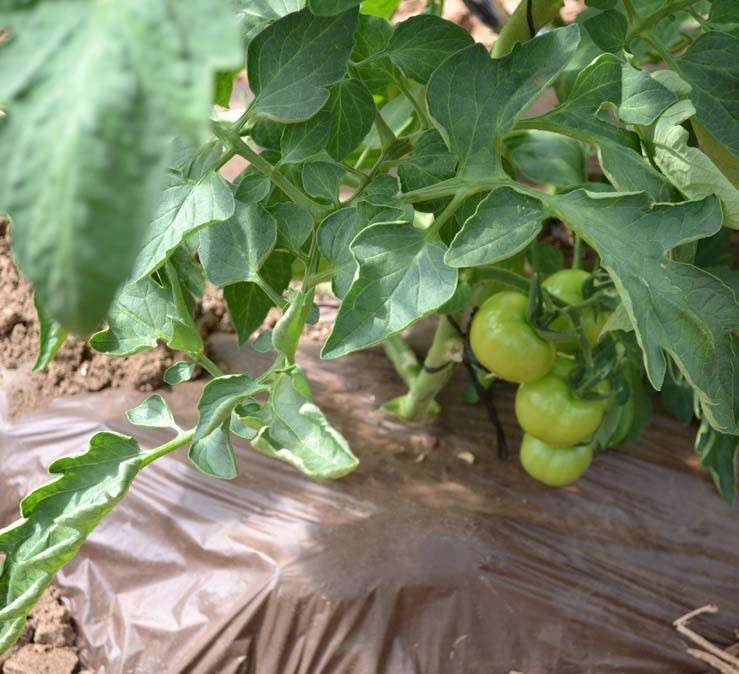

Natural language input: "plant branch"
[140,428,196,468]
[190,352,225,378]
[491,0,563,58]
[384,334,422,387]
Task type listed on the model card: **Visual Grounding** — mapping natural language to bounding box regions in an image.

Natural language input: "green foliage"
[2,0,739,652]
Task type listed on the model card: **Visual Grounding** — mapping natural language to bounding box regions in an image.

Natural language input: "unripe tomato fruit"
[515,358,608,446]
[519,433,593,487]
[543,269,608,352]
[469,291,556,383]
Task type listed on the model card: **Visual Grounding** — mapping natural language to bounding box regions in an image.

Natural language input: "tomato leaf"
[188,425,238,480]
[302,159,346,203]
[323,223,457,358]
[247,7,359,122]
[677,31,739,158]
[446,187,547,267]
[317,207,362,299]
[696,419,738,505]
[426,25,579,179]
[199,203,277,287]
[0,1,239,334]
[505,131,587,189]
[309,0,362,16]
[385,15,474,84]
[89,276,200,357]
[194,374,266,441]
[552,191,739,435]
[253,373,359,478]
[236,0,305,58]
[0,432,147,653]
[31,294,67,373]
[132,170,235,280]
[273,289,316,363]
[619,63,678,126]
[126,394,179,431]
[163,361,197,386]
[650,100,739,230]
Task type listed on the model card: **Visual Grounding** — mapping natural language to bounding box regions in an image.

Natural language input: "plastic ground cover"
[1,336,738,674]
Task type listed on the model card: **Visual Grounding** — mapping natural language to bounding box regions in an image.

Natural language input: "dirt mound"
[0,587,92,674]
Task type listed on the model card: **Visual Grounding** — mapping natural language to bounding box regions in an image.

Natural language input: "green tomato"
[470,291,556,383]
[543,269,608,352]
[519,433,593,487]
[515,357,607,446]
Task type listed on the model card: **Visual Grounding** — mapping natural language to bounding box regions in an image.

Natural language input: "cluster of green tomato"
[470,270,611,487]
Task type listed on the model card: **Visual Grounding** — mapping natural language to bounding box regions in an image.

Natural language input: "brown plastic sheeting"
[1,336,738,674]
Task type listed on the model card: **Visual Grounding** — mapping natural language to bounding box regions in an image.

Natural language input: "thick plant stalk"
[384,316,464,422]
[491,0,563,57]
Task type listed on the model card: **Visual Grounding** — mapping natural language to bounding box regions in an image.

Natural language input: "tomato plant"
[1,0,738,653]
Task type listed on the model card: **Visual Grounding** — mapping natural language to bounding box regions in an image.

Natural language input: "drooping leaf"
[551,191,739,435]
[650,100,739,230]
[426,25,579,179]
[126,394,179,430]
[199,203,277,287]
[188,425,238,479]
[521,54,675,201]
[194,374,266,441]
[252,373,359,478]
[446,187,547,267]
[132,170,235,280]
[0,432,148,652]
[273,289,315,363]
[89,276,200,357]
[505,130,587,189]
[247,7,359,122]
[32,294,67,372]
[385,15,474,84]
[0,1,240,333]
[677,31,739,158]
[696,420,738,505]
[323,223,457,358]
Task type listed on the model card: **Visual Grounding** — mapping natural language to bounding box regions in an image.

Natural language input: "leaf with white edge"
[194,374,266,441]
[651,100,739,230]
[309,0,361,16]
[0,432,147,653]
[619,63,677,126]
[89,276,195,357]
[302,159,346,203]
[132,170,235,280]
[32,294,67,373]
[677,31,739,158]
[0,1,239,333]
[551,191,739,435]
[505,130,587,189]
[323,223,457,358]
[385,15,474,84]
[247,7,359,122]
[199,202,277,287]
[253,373,359,478]
[163,360,197,385]
[522,54,675,202]
[426,25,579,179]
[126,394,179,430]
[188,425,238,479]
[446,187,547,267]
[317,207,362,298]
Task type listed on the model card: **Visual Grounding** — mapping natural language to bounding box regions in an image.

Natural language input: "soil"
[0,587,92,674]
